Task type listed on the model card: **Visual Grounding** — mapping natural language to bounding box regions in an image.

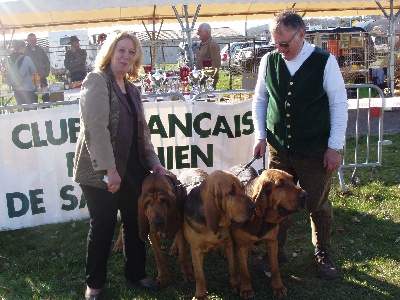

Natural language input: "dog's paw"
[193,295,209,300]
[182,269,195,283]
[169,242,179,256]
[157,273,172,286]
[272,285,287,298]
[240,288,254,299]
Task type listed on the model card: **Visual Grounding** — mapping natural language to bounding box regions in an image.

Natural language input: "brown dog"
[183,170,256,300]
[137,171,193,285]
[230,167,307,298]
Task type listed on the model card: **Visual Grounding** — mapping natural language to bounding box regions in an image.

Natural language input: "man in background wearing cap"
[25,33,51,102]
[64,35,87,82]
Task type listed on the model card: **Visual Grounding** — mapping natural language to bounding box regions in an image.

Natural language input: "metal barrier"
[339,83,392,193]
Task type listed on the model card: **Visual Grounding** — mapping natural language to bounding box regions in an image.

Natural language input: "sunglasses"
[271,30,299,48]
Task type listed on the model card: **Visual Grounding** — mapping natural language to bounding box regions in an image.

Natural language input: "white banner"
[0,101,262,231]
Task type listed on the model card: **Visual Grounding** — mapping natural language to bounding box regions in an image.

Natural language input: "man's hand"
[253,139,267,159]
[324,148,342,173]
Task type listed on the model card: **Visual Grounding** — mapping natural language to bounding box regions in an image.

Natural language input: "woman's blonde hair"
[93,31,143,80]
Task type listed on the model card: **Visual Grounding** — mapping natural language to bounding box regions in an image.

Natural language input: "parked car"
[220,40,269,69]
[220,42,249,69]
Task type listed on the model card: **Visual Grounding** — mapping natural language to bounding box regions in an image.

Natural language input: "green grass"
[1,132,399,300]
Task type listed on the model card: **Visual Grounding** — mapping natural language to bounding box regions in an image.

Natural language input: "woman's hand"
[152,164,166,175]
[106,168,121,194]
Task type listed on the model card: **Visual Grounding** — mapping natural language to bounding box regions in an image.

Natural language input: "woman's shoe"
[138,277,160,291]
[85,287,101,299]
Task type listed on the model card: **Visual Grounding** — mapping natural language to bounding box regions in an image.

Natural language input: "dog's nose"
[154,215,165,227]
[299,191,308,207]
[247,201,256,215]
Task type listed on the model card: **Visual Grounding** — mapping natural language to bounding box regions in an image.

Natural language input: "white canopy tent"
[0,0,399,93]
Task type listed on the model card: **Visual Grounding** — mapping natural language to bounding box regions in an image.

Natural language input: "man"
[252,9,348,280]
[194,23,221,90]
[25,33,50,102]
[64,35,87,82]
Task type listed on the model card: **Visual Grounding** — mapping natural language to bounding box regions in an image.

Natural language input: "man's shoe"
[255,247,287,275]
[315,250,337,280]
[138,277,160,291]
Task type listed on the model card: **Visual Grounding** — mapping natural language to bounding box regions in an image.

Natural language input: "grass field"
[0,130,399,300]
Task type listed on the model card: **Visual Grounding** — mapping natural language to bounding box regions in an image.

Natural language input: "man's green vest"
[265,47,330,155]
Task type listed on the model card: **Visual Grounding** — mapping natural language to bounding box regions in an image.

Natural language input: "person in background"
[194,23,221,89]
[10,40,38,106]
[25,33,50,102]
[252,9,348,280]
[72,31,165,299]
[97,33,107,51]
[64,35,87,82]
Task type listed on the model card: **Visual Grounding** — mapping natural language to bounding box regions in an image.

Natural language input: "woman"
[72,31,165,299]
[10,40,37,106]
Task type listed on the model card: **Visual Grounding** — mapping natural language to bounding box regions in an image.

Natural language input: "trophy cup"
[191,68,201,94]
[201,59,215,91]
[179,65,190,93]
[152,69,164,93]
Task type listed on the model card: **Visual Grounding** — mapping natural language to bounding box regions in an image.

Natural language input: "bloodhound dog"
[230,166,307,298]
[183,170,256,300]
[137,171,194,285]
[169,168,210,256]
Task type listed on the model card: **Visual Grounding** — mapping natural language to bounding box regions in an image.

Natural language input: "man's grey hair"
[271,9,306,34]
[200,23,212,34]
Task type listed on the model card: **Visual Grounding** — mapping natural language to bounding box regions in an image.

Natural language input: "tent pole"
[375,0,399,96]
[172,5,201,69]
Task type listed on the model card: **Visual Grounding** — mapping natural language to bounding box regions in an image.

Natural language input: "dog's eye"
[159,198,170,207]
[276,179,286,189]
[144,201,150,210]
[228,185,236,196]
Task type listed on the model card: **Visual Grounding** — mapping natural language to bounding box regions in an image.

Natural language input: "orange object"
[369,107,381,118]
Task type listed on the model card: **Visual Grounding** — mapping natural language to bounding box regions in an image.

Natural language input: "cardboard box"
[49,92,64,102]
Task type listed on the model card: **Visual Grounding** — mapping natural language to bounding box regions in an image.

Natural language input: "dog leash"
[235,156,259,177]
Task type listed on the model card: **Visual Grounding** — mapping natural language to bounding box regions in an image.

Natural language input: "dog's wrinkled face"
[202,170,256,233]
[142,188,175,232]
[253,169,307,222]
[138,174,178,240]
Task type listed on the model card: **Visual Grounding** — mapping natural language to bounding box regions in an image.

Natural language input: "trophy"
[179,65,190,93]
[152,69,164,93]
[191,68,201,94]
[201,59,215,91]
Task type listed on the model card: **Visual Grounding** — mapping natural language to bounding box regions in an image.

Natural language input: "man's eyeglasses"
[271,30,299,48]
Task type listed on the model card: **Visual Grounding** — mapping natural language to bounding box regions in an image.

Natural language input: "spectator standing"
[72,31,165,299]
[97,33,107,51]
[10,40,38,106]
[194,23,221,89]
[25,33,50,102]
[252,9,348,280]
[64,35,87,82]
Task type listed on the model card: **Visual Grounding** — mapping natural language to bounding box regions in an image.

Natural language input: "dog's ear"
[202,180,222,234]
[252,180,272,218]
[166,192,179,239]
[138,194,150,241]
